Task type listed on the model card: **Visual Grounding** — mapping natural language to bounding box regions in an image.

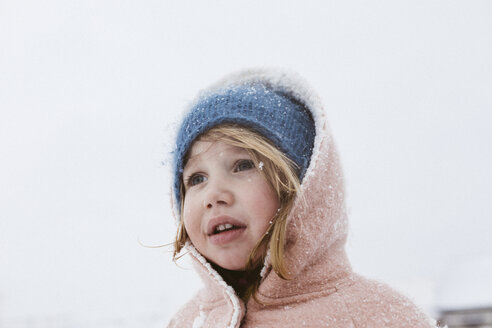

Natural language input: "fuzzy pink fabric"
[167,69,437,328]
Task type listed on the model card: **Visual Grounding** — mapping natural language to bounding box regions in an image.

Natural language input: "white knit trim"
[260,249,272,278]
[192,309,206,328]
[186,241,242,328]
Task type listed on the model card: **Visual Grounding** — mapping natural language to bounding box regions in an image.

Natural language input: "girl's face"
[182,140,280,271]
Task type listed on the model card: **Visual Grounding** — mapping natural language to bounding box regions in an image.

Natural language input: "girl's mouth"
[208,221,246,245]
[213,223,241,234]
[207,216,246,236]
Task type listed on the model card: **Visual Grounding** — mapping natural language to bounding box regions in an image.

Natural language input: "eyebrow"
[183,145,250,172]
[182,158,198,173]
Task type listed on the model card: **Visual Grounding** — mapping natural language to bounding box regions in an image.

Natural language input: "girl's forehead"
[185,140,249,166]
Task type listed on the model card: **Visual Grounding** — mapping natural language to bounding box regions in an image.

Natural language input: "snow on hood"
[170,67,351,311]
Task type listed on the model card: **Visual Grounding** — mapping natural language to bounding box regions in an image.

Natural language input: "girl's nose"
[203,179,234,209]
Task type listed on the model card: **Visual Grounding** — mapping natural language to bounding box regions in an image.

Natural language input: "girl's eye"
[187,174,207,186]
[234,159,255,172]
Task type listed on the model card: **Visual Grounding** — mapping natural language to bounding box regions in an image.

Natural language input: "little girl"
[167,69,436,327]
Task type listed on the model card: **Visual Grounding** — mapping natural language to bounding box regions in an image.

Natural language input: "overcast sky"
[1,0,491,326]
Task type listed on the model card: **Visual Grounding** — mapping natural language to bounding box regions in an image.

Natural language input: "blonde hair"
[173,123,301,301]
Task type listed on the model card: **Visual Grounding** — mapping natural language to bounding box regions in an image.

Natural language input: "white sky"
[1,0,491,326]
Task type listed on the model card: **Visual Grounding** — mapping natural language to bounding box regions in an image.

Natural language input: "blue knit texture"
[173,83,315,209]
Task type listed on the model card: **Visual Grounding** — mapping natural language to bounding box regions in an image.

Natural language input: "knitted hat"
[173,82,315,209]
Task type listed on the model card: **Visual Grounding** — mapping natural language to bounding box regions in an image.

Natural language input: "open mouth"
[211,223,244,235]
[207,220,246,245]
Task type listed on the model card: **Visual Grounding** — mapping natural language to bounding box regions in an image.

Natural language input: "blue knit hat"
[173,82,315,209]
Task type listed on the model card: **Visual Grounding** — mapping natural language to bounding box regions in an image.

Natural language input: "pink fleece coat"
[167,69,436,328]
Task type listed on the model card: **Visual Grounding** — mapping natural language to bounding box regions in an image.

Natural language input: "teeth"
[215,223,234,233]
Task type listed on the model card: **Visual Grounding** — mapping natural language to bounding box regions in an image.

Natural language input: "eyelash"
[185,174,206,187]
[234,159,255,172]
[184,159,255,187]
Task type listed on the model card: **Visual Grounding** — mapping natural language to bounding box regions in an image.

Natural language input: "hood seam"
[187,242,242,328]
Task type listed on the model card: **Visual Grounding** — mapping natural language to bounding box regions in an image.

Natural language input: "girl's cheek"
[183,204,191,215]
[183,202,197,229]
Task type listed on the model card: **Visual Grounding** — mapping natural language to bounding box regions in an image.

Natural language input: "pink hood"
[168,69,436,328]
